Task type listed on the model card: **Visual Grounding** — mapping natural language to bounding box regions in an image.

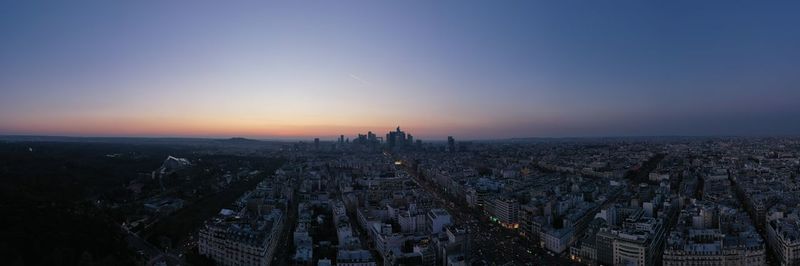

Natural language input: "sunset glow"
[2,1,799,139]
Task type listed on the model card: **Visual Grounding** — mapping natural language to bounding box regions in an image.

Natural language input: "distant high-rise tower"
[314,138,320,150]
[386,126,408,149]
[448,136,455,152]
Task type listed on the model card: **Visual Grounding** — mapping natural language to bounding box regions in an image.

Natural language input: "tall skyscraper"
[447,136,455,152]
[386,126,407,149]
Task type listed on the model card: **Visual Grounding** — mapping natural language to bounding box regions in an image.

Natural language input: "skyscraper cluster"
[386,126,415,150]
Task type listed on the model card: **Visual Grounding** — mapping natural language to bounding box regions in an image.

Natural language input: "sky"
[1,1,799,140]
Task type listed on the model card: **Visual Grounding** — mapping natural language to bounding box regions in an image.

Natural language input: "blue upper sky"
[1,1,799,139]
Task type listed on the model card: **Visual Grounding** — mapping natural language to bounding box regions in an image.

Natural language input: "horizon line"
[1,133,798,143]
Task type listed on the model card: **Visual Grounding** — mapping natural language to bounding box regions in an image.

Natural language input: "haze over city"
[2,1,799,139]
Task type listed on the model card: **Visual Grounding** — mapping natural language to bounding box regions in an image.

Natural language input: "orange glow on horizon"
[1,114,494,139]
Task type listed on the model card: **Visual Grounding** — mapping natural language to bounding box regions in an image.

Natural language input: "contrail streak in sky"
[349,74,371,85]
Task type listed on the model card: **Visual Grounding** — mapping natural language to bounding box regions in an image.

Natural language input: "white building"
[767,214,800,266]
[540,227,574,255]
[198,209,284,266]
[486,197,520,228]
[398,211,427,233]
[612,217,665,266]
[663,203,766,266]
[428,208,452,234]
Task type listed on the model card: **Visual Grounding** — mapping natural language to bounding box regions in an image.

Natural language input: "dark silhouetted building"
[386,126,408,150]
[447,136,455,152]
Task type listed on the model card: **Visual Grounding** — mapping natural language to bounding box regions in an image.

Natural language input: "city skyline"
[2,1,800,139]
